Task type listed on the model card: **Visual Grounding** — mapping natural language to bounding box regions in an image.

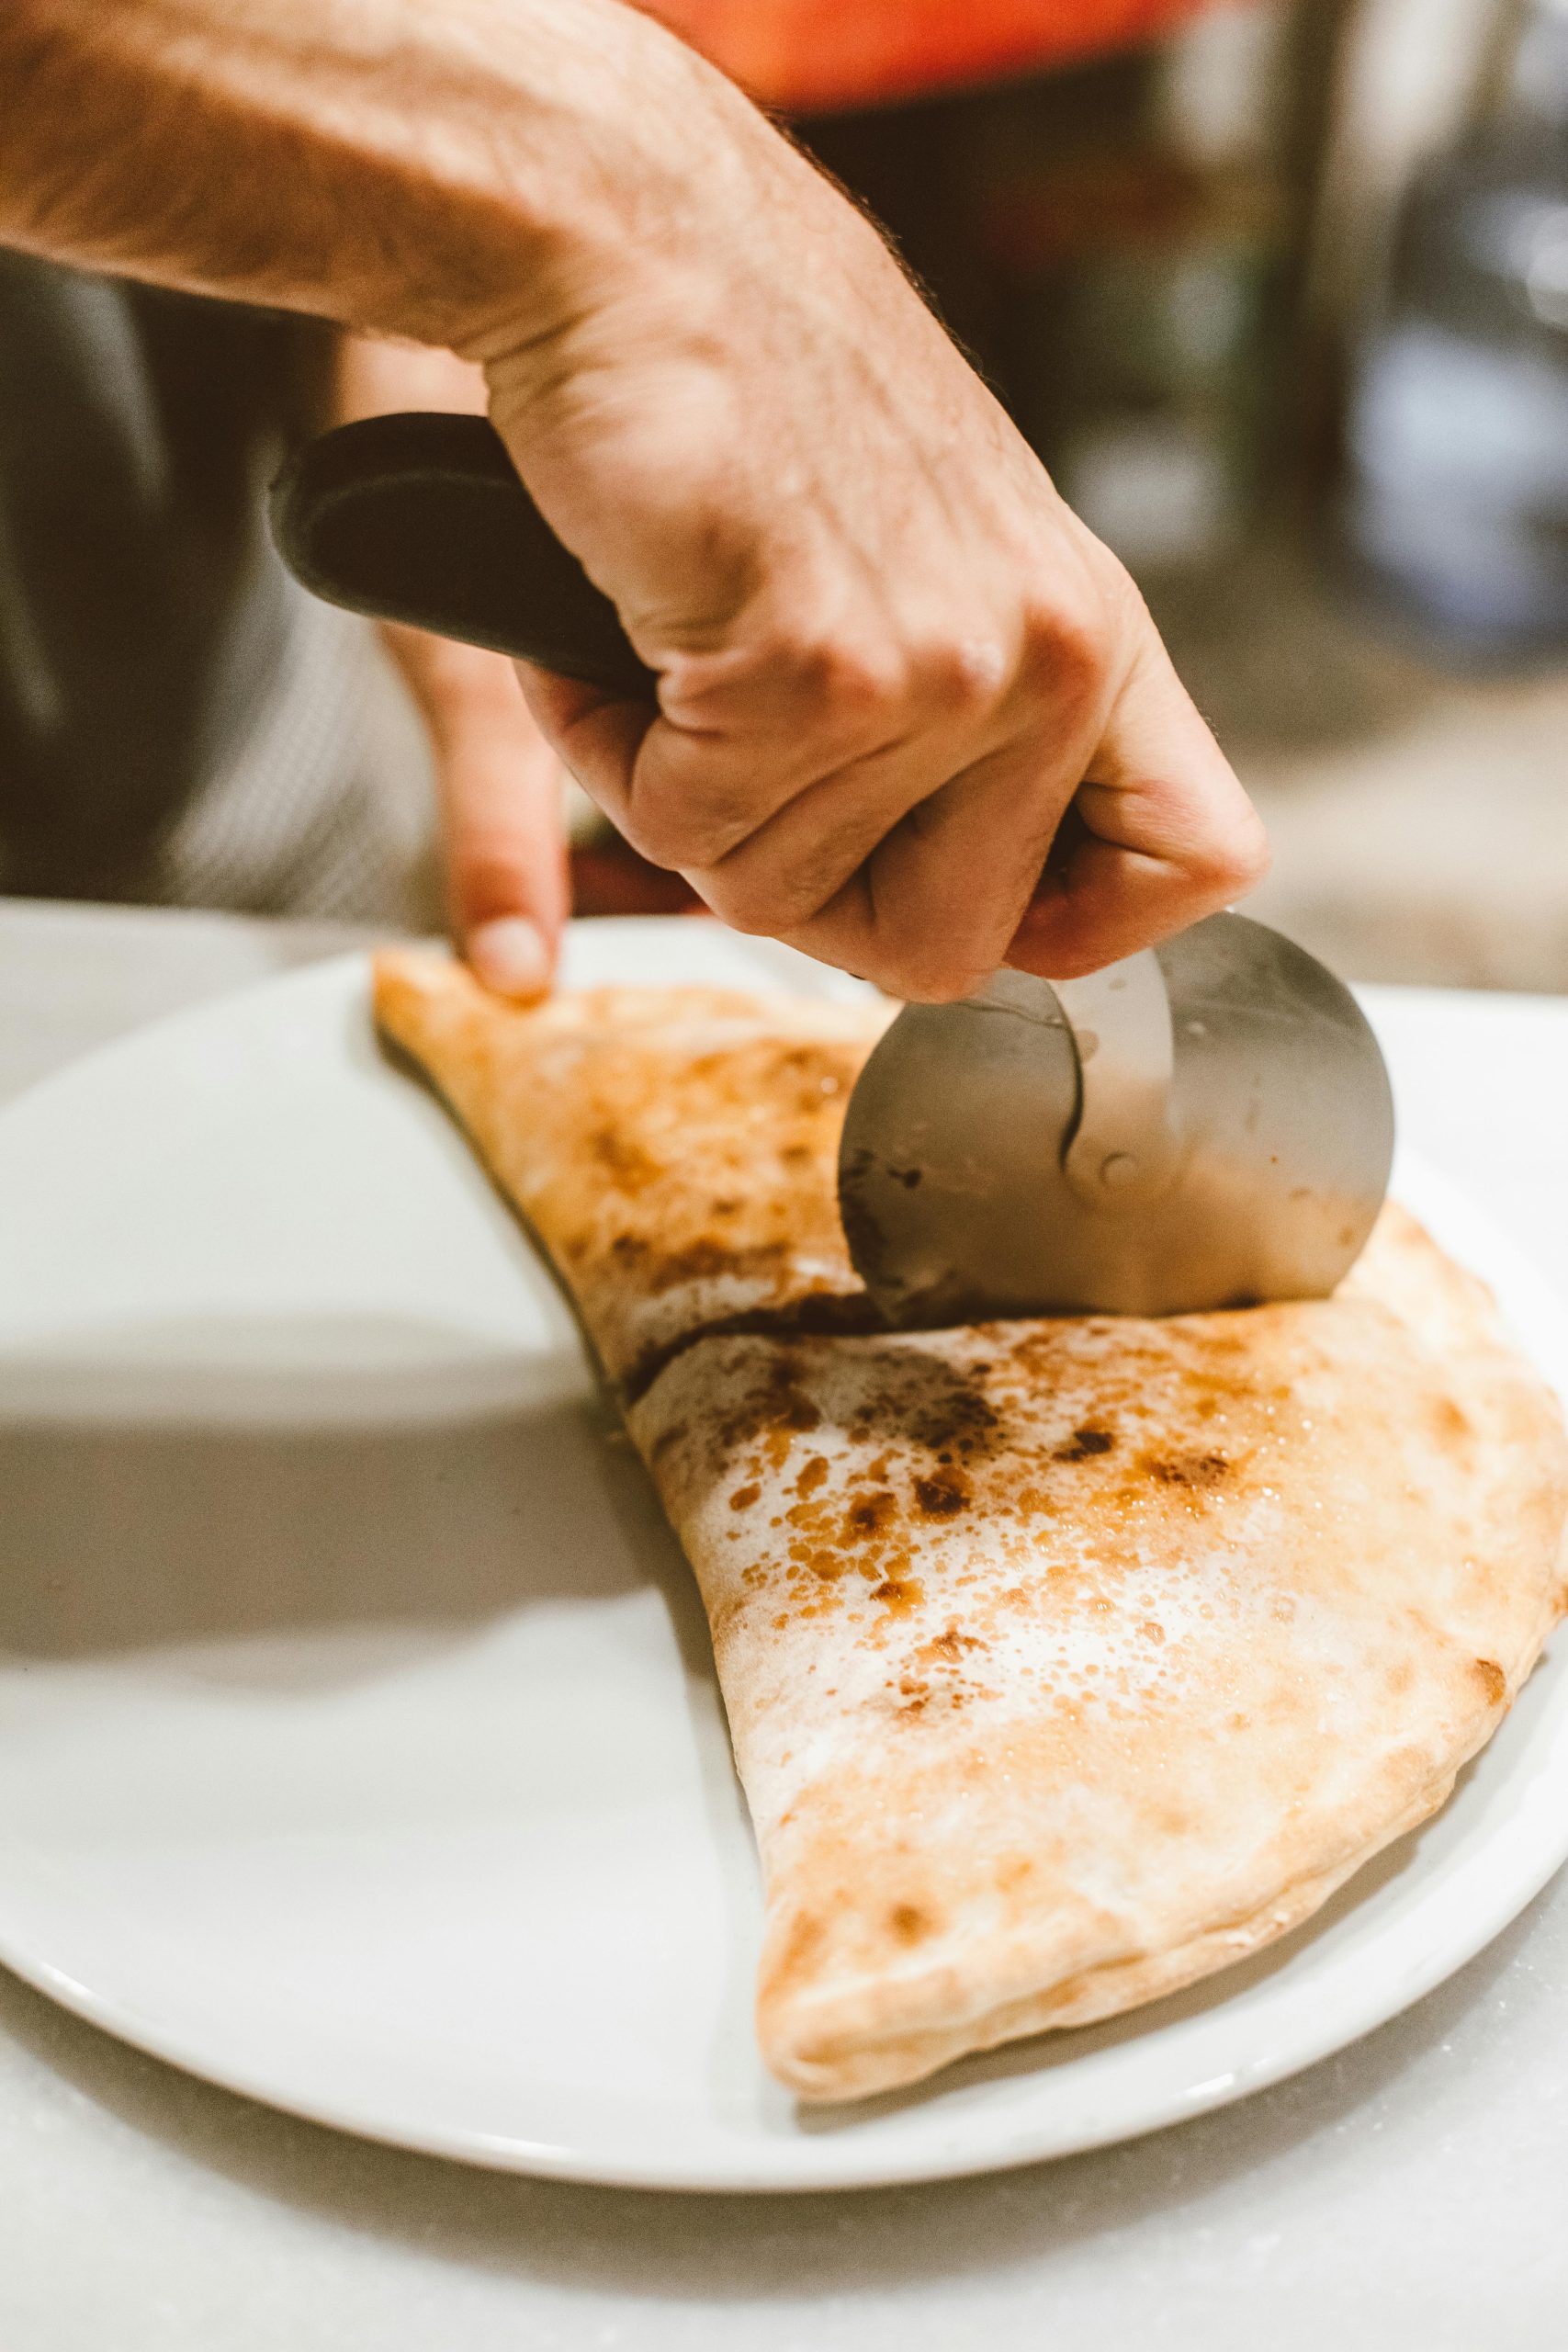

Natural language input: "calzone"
[375,951,1568,2102]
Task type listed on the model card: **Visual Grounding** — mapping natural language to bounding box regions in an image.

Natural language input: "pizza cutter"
[270,412,1395,1323]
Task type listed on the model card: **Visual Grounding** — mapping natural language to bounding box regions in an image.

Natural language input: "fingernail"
[468,917,551,1001]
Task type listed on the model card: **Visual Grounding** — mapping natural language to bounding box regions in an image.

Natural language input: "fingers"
[1005,628,1269,980]
[758,730,1091,1000]
[521,631,958,877]
[517,600,1108,1000]
[433,663,572,1001]
[516,539,1265,1005]
[750,610,1263,997]
[514,662,658,822]
[527,661,1066,998]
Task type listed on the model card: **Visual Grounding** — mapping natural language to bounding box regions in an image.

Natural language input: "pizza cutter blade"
[838,913,1394,1324]
[268,413,1394,1325]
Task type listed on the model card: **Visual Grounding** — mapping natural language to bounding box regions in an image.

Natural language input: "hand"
[473,42,1268,1000]
[2,0,1267,1002]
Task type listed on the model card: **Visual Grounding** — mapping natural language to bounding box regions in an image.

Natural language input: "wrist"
[303,0,745,354]
[456,19,785,376]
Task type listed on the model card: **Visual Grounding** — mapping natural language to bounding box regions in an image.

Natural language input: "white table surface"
[3,895,1568,2352]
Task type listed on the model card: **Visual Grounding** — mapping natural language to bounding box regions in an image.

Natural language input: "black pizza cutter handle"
[268,411,658,701]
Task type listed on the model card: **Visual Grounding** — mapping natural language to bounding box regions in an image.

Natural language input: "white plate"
[0,919,1565,2193]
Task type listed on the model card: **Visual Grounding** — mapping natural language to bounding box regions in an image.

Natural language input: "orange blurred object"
[644,0,1215,111]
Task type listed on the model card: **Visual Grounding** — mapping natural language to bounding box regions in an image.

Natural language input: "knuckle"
[912,635,1005,722]
[698,865,785,937]
[1012,537,1138,716]
[706,819,870,937]
[1195,806,1271,899]
[625,813,695,871]
[879,942,995,1005]
[621,796,735,874]
[1016,582,1117,716]
[776,627,900,728]
[1229,813,1273,892]
[765,618,1016,741]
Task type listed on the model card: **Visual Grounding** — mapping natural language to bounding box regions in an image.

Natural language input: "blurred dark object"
[1344,0,1568,652]
[570,838,702,917]
[976,31,1283,576]
[0,257,308,895]
[0,258,428,921]
[803,6,1341,584]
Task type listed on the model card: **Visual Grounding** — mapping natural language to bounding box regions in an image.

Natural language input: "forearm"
[0,0,753,349]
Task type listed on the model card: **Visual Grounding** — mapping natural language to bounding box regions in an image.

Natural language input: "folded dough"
[374,953,889,1396]
[376,951,1568,2101]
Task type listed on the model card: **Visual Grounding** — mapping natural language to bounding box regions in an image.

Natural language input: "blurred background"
[6,0,1568,989]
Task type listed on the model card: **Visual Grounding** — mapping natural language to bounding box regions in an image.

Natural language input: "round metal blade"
[837,912,1394,1325]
